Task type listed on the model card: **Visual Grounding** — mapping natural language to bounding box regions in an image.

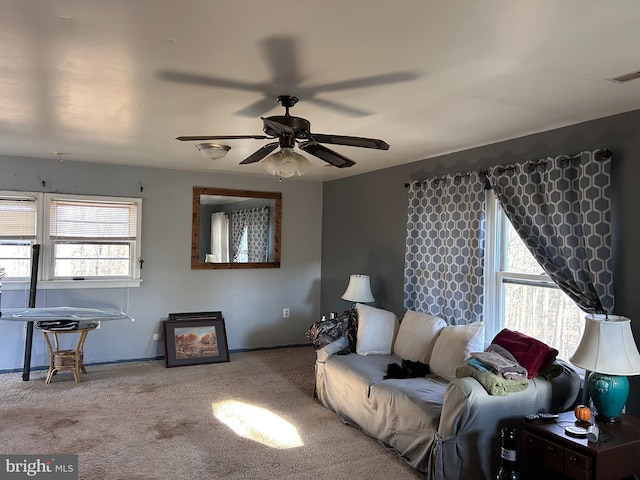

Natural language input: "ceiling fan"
[176,95,390,172]
[159,35,419,118]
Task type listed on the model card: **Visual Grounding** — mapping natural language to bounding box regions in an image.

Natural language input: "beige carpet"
[0,346,422,480]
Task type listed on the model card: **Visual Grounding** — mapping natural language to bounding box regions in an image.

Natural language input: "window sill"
[1,279,142,290]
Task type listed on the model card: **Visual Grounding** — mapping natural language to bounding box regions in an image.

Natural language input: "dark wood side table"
[521,411,640,480]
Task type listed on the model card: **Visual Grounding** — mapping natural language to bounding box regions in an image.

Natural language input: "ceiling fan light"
[278,158,297,178]
[260,155,280,175]
[295,155,313,176]
[261,148,312,177]
[196,143,231,160]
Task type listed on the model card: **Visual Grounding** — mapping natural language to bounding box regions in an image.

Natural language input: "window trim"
[484,189,558,339]
[0,191,142,290]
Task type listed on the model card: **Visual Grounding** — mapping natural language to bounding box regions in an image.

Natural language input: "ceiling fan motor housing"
[263,115,311,139]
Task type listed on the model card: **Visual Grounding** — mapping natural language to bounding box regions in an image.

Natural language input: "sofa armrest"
[305,309,357,358]
[316,337,349,362]
[432,366,578,479]
[438,361,580,438]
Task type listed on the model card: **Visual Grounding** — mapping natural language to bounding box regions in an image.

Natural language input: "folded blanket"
[305,309,357,351]
[491,329,558,378]
[455,365,529,396]
[472,347,528,380]
[465,357,492,372]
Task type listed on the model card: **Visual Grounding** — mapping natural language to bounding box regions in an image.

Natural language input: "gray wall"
[321,108,640,415]
[0,156,322,371]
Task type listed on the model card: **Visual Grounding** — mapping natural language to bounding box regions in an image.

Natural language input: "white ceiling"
[2,1,640,182]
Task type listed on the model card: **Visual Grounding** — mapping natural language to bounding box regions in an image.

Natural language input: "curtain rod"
[404,148,612,187]
[404,170,487,188]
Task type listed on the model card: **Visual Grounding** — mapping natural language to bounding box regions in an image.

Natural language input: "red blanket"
[491,329,558,378]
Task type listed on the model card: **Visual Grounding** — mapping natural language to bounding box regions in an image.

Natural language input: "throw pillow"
[355,303,399,355]
[305,309,357,352]
[393,310,447,364]
[430,322,485,382]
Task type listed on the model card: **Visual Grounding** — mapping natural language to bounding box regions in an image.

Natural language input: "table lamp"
[342,274,374,306]
[569,314,640,423]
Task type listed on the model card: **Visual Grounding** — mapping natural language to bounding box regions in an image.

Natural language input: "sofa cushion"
[430,322,484,382]
[393,310,446,364]
[324,352,398,399]
[356,303,399,355]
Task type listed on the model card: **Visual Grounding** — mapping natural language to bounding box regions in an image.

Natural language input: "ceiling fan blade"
[311,133,390,150]
[261,35,302,87]
[261,117,296,136]
[239,142,279,165]
[298,142,355,168]
[158,70,265,92]
[235,97,280,118]
[176,135,269,141]
[313,71,420,92]
[307,97,371,117]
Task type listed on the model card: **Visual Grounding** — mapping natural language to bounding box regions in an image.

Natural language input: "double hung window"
[0,191,141,288]
[485,190,584,362]
[0,194,38,280]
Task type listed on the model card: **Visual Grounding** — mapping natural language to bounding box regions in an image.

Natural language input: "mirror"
[192,187,281,269]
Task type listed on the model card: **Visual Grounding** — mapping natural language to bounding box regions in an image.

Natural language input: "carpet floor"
[0,346,423,479]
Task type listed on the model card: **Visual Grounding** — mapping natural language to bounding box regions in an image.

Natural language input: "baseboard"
[229,342,312,353]
[0,343,313,374]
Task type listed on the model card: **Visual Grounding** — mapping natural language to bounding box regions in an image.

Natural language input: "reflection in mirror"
[192,187,281,269]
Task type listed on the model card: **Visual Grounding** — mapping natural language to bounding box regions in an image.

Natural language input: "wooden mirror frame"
[192,187,281,269]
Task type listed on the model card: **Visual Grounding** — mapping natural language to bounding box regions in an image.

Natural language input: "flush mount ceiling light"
[196,143,231,161]
[260,147,313,178]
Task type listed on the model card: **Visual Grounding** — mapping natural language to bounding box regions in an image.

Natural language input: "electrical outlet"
[283,308,290,318]
[153,333,161,341]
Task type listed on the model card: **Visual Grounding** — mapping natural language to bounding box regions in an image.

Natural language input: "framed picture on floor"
[162,315,229,368]
[168,311,223,321]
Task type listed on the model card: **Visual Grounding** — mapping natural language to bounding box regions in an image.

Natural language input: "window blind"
[49,200,137,239]
[0,197,37,237]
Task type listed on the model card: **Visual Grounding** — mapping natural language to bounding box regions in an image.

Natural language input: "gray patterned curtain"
[231,211,246,261]
[404,172,486,325]
[487,149,613,314]
[246,206,270,262]
[231,207,270,262]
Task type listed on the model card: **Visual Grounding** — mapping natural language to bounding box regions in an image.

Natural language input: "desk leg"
[22,321,34,381]
[74,330,90,383]
[41,332,56,384]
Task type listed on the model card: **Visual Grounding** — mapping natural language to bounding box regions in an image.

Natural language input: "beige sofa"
[312,304,581,480]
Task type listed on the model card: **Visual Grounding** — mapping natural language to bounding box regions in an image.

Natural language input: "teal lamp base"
[588,372,629,423]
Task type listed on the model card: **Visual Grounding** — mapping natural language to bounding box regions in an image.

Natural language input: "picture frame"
[162,314,229,368]
[168,311,223,321]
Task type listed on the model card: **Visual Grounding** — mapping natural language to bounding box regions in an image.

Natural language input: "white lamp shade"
[341,274,374,303]
[570,314,640,375]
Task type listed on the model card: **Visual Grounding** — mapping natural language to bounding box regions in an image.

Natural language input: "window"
[236,226,249,263]
[0,194,38,280]
[485,190,584,361]
[0,191,141,289]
